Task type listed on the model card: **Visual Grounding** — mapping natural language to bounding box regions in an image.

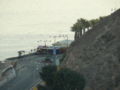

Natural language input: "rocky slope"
[62,9,120,90]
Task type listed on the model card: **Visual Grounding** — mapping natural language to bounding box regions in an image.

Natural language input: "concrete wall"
[0,66,16,87]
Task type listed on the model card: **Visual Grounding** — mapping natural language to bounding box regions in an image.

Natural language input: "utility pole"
[53,46,60,71]
[65,34,69,47]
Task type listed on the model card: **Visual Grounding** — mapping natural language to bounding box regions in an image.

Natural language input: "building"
[37,46,67,55]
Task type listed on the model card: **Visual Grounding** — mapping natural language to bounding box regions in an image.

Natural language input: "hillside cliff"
[62,9,120,90]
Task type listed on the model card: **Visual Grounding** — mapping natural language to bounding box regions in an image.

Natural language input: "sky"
[0,0,120,35]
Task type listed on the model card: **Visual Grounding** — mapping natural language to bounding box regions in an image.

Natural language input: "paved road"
[0,55,46,90]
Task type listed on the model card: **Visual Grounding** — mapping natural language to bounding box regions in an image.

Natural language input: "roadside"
[0,54,63,90]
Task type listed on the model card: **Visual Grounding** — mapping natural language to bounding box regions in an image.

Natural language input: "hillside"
[62,9,120,90]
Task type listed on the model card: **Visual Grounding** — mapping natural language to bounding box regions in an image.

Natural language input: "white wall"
[0,67,16,87]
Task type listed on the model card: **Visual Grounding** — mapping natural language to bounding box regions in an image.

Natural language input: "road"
[0,55,46,90]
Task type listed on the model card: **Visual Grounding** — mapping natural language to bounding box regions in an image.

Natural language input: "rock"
[62,9,120,90]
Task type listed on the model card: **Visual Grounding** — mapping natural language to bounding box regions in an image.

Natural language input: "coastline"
[5,53,37,61]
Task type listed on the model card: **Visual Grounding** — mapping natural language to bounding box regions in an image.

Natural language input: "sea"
[0,34,74,61]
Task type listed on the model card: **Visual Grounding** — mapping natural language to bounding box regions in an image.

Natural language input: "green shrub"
[60,54,66,63]
[53,68,85,90]
[40,65,86,90]
[40,65,57,87]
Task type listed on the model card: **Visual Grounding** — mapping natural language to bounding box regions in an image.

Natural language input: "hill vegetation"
[71,17,106,40]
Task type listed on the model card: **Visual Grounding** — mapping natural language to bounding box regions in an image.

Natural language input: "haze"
[0,0,120,35]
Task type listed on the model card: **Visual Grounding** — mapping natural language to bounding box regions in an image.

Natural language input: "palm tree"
[71,18,90,40]
[71,17,105,41]
[78,18,90,34]
[89,19,99,28]
[76,19,83,37]
[71,21,82,40]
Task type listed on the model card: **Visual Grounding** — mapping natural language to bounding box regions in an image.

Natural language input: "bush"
[60,54,66,63]
[40,65,86,90]
[53,68,85,90]
[40,65,57,87]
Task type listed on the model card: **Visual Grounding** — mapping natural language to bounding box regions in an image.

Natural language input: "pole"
[66,35,69,47]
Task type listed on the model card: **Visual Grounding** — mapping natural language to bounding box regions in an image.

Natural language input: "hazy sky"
[0,0,120,35]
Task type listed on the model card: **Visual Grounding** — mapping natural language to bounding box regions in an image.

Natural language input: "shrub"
[53,68,85,90]
[60,54,66,63]
[40,65,86,90]
[40,65,57,87]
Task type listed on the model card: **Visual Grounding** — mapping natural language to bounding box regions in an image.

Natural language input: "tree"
[71,18,90,34]
[71,21,82,40]
[53,68,86,90]
[79,18,90,34]
[40,65,86,90]
[89,19,99,28]
[40,65,57,88]
[71,18,91,40]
